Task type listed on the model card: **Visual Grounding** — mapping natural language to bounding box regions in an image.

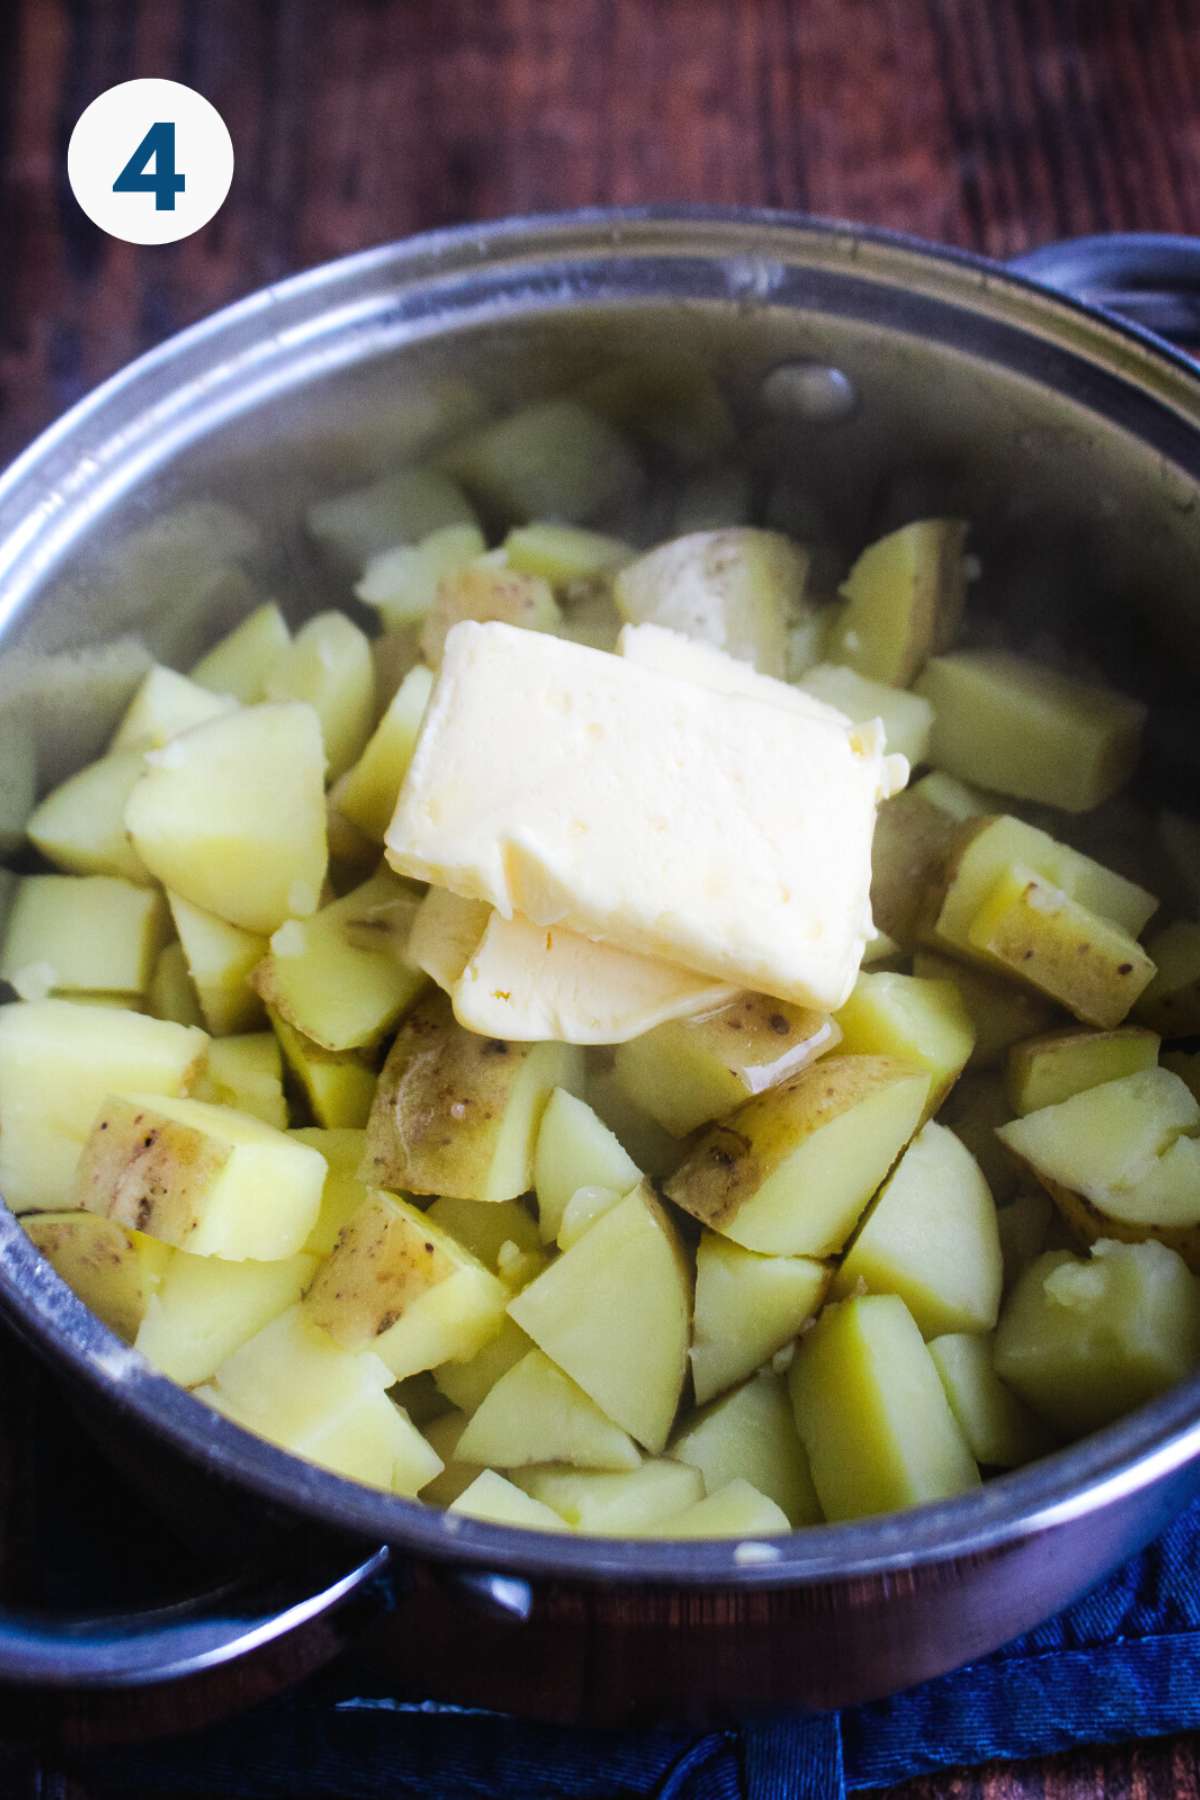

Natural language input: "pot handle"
[0,1542,396,1688]
[1008,232,1200,352]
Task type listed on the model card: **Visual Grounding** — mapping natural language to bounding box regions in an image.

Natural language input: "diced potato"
[612,995,842,1139]
[425,1195,540,1271]
[307,466,478,566]
[419,1411,478,1508]
[532,1088,642,1245]
[645,1478,790,1539]
[670,1373,822,1526]
[26,751,151,883]
[439,398,641,525]
[1163,1051,1200,1102]
[789,1294,980,1521]
[190,603,291,702]
[585,1063,685,1180]
[503,523,633,587]
[1,875,167,1001]
[1136,921,1200,1038]
[614,529,807,677]
[785,604,839,681]
[270,1012,376,1129]
[994,1242,1200,1436]
[552,1184,621,1252]
[305,1188,509,1378]
[673,463,753,535]
[862,930,903,969]
[199,1304,441,1495]
[940,1071,1020,1203]
[0,1001,207,1212]
[996,1069,1200,1265]
[110,666,234,751]
[794,663,933,765]
[363,991,582,1202]
[554,577,623,653]
[337,666,434,842]
[292,1126,369,1255]
[835,972,974,1116]
[420,565,561,670]
[168,892,267,1036]
[928,1332,1053,1468]
[1004,1026,1160,1116]
[406,887,490,994]
[915,651,1145,814]
[252,869,426,1053]
[997,1189,1054,1289]
[198,1033,287,1129]
[578,352,734,463]
[830,519,968,685]
[495,1241,552,1291]
[263,612,375,782]
[433,1315,532,1415]
[922,814,1158,955]
[23,1212,167,1340]
[125,703,328,937]
[870,788,963,948]
[135,1248,316,1385]
[455,1348,641,1472]
[147,942,204,1028]
[912,949,1058,1068]
[690,1233,829,1405]
[449,1469,567,1530]
[508,1183,690,1453]
[832,1121,1002,1337]
[75,1093,325,1259]
[355,524,487,630]
[665,1056,930,1257]
[966,863,1156,1029]
[513,1459,703,1534]
[911,770,989,820]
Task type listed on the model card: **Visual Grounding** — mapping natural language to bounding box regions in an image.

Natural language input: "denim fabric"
[80,1499,1200,1799]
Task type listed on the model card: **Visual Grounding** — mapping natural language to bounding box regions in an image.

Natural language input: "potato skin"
[75,1097,227,1242]
[1011,1157,1200,1274]
[306,1190,454,1345]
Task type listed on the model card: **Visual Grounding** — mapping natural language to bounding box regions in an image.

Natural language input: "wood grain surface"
[3,0,1200,1794]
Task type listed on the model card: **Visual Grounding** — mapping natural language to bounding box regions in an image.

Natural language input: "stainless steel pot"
[1,210,1199,1724]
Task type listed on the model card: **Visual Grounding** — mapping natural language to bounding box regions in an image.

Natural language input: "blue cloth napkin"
[75,1495,1200,1798]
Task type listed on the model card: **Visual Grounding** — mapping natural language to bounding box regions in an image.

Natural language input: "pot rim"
[3,204,1200,1589]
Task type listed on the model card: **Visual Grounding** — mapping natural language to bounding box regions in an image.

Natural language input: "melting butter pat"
[388,622,892,1010]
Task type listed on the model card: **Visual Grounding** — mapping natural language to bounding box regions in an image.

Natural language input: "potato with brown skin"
[362,989,582,1202]
[829,518,968,686]
[23,1212,167,1340]
[870,789,962,949]
[420,565,560,668]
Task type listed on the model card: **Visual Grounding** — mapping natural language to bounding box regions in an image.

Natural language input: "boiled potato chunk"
[533,1087,641,1245]
[304,1188,509,1379]
[513,1459,702,1534]
[690,1233,829,1405]
[147,942,204,1028]
[912,949,1058,1068]
[252,869,426,1052]
[664,1057,930,1257]
[420,565,561,669]
[292,1126,369,1255]
[789,1294,980,1521]
[508,1183,690,1453]
[834,972,974,1115]
[355,524,486,630]
[870,788,963,948]
[456,1348,641,1472]
[646,1478,790,1539]
[406,887,491,994]
[669,1372,822,1526]
[199,1304,441,1496]
[794,663,933,766]
[612,995,842,1139]
[440,398,641,525]
[263,612,375,781]
[993,1242,1200,1436]
[134,1248,316,1385]
[449,1469,567,1530]
[426,1195,540,1271]
[1136,921,1200,1038]
[433,1315,532,1414]
[419,1411,477,1508]
[504,523,633,587]
[198,1033,287,1129]
[832,1122,1002,1338]
[940,1070,1020,1203]
[1,875,167,1001]
[928,1332,1053,1468]
[585,1063,684,1179]
[0,1001,207,1212]
[125,703,328,937]
[337,665,434,842]
[997,1069,1200,1264]
[614,529,807,677]
[831,519,968,685]
[23,1212,167,1340]
[307,466,478,566]
[75,1094,325,1259]
[916,651,1145,813]
[911,770,988,820]
[190,602,290,702]
[26,750,151,882]
[362,991,582,1202]
[1004,1026,1160,1116]
[110,665,233,751]
[270,1012,376,1129]
[966,863,1155,1029]
[168,892,267,1036]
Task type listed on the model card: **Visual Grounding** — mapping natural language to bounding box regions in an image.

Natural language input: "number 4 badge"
[68,80,233,245]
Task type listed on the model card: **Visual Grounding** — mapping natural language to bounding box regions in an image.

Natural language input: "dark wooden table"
[3,1,1200,1793]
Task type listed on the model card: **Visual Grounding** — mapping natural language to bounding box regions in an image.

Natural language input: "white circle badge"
[68,79,234,246]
